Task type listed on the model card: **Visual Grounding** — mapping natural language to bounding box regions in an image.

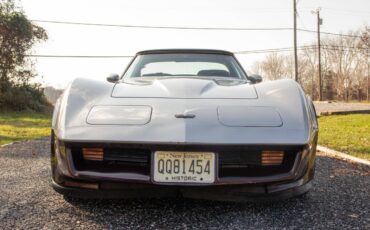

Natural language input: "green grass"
[318,114,370,160]
[0,112,51,146]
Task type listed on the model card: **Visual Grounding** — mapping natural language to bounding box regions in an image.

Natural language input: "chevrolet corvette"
[51,49,318,201]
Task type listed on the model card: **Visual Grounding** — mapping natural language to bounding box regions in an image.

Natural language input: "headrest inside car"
[197,69,230,77]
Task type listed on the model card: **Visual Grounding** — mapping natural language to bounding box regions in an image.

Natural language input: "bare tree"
[260,52,288,81]
[299,47,317,99]
[358,26,370,101]
[250,26,369,102]
[322,32,361,101]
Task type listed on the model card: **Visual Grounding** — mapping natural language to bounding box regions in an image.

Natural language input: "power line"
[27,46,316,58]
[235,45,362,54]
[321,45,368,50]
[31,19,364,38]
[25,54,134,58]
[321,7,370,15]
[234,45,365,54]
[31,19,293,31]
[299,7,370,15]
[297,28,361,38]
[235,45,316,54]
[24,45,366,58]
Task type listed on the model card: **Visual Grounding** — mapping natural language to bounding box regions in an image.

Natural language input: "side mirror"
[106,73,119,83]
[249,74,263,84]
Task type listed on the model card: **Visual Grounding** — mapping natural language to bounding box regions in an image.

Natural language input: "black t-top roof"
[136,49,234,56]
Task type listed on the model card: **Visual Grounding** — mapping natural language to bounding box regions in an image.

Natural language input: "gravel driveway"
[0,138,369,229]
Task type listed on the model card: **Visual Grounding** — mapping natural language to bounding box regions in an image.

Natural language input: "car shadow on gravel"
[62,196,307,227]
[56,155,369,229]
[64,193,310,210]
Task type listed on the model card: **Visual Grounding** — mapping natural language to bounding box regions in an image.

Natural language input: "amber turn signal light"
[82,148,104,161]
[261,151,284,166]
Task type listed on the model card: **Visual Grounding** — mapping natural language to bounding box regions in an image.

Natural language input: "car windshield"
[123,53,247,79]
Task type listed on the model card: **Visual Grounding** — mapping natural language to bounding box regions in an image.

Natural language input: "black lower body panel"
[51,178,312,202]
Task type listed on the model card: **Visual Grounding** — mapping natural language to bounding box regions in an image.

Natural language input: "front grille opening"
[71,147,151,175]
[104,148,149,165]
[218,150,297,178]
[67,143,303,179]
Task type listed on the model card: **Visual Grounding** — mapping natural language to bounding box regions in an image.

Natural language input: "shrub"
[0,84,51,112]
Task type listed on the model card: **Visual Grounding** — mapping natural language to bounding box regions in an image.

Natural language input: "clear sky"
[20,0,370,88]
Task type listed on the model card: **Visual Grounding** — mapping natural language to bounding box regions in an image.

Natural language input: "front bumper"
[51,134,317,201]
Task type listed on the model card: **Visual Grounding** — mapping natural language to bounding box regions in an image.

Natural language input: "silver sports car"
[51,49,318,201]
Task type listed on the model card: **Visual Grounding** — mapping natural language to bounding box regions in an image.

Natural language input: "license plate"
[153,151,215,184]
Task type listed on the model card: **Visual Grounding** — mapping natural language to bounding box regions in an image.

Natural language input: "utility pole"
[367,50,369,102]
[293,0,299,82]
[312,8,323,101]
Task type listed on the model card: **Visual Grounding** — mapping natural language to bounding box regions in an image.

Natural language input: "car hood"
[111,77,257,99]
[54,78,311,145]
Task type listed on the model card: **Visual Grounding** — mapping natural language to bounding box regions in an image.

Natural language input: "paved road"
[0,138,369,229]
[314,102,370,115]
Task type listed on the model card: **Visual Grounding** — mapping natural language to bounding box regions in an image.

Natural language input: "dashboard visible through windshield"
[123,53,247,79]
